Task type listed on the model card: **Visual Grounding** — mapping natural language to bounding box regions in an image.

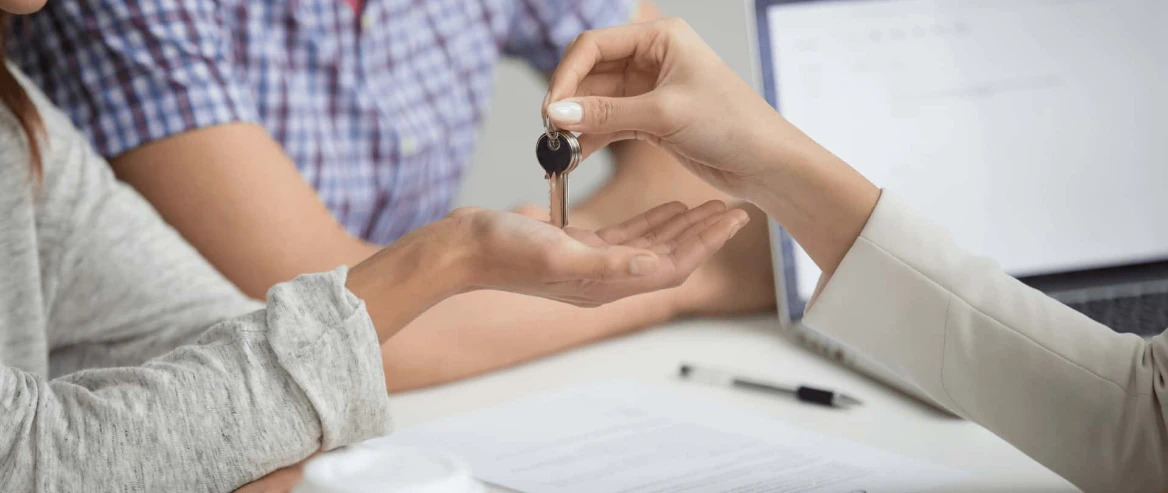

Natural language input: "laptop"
[748,0,1168,407]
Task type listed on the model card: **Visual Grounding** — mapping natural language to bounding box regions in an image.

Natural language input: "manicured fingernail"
[548,101,583,124]
[629,255,659,276]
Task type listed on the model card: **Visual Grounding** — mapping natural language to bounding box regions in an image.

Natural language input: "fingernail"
[629,255,659,276]
[548,101,583,124]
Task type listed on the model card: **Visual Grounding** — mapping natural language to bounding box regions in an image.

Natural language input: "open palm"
[452,200,748,307]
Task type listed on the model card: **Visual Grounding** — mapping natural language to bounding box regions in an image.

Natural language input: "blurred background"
[457,0,752,210]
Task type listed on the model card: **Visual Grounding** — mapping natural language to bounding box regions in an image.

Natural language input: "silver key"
[536,116,581,228]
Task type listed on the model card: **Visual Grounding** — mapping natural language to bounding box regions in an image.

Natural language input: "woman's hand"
[544,18,881,275]
[347,200,746,343]
[452,200,748,307]
[543,18,817,203]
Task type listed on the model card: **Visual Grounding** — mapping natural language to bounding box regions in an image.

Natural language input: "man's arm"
[112,123,378,294]
[110,1,768,393]
[112,123,678,392]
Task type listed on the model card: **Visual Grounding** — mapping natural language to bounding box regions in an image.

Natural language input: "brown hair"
[0,13,43,178]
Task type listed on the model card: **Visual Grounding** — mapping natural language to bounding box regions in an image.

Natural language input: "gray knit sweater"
[0,65,391,492]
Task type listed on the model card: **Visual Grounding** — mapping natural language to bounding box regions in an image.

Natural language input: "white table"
[387,315,1078,493]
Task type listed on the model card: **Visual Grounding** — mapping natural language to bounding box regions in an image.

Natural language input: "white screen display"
[765,0,1168,304]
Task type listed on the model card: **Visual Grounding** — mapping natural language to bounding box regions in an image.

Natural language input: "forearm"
[112,123,381,299]
[380,288,675,391]
[346,220,470,344]
[1,270,389,492]
[804,194,1168,492]
[748,115,881,277]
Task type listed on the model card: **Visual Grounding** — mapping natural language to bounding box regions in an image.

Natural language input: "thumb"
[558,244,661,281]
[547,94,666,136]
[576,131,643,160]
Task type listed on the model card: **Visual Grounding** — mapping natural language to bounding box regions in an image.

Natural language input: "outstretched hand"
[454,200,748,307]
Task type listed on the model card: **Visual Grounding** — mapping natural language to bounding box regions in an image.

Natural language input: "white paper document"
[379,381,965,492]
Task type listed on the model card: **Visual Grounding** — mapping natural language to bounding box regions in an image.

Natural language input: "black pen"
[679,363,862,408]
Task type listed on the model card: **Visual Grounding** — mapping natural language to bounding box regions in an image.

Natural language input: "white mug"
[293,443,484,493]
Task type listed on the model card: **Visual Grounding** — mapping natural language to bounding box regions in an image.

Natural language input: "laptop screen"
[755,0,1168,318]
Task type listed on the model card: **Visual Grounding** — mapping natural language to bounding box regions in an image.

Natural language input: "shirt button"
[361,12,376,30]
[401,136,417,156]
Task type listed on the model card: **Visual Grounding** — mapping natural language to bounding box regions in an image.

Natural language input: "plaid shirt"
[9,0,634,243]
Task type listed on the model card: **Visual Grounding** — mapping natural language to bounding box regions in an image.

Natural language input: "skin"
[98,1,775,394]
[544,18,882,277]
[236,17,873,493]
[236,200,749,493]
[347,202,751,345]
[3,0,749,488]
[0,0,42,14]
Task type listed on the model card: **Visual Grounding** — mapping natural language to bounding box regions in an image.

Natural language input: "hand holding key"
[543,18,811,205]
[449,200,748,307]
[543,18,878,280]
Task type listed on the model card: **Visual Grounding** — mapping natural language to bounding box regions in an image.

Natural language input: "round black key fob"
[536,132,581,175]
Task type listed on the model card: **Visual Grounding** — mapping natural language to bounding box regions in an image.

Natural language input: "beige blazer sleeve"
[803,193,1168,493]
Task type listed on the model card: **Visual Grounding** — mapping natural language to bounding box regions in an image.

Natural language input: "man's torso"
[10,0,631,243]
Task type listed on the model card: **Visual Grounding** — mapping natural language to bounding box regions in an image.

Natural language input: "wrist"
[742,114,834,214]
[346,220,474,342]
[744,123,880,275]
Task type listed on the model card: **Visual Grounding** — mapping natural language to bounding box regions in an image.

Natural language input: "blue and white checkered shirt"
[9,0,634,243]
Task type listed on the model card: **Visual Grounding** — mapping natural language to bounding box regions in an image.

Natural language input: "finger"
[576,64,632,93]
[648,211,727,255]
[543,65,626,111]
[562,227,609,248]
[577,131,644,160]
[596,201,688,244]
[624,200,728,249]
[668,213,751,273]
[554,244,662,280]
[547,23,659,104]
[674,207,750,246]
[555,40,630,75]
[546,93,666,135]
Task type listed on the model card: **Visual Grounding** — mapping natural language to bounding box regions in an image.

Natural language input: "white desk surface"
[387,315,1079,493]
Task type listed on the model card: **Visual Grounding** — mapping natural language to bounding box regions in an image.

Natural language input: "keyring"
[543,113,561,151]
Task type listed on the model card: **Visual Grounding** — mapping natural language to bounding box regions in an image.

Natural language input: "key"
[536,117,581,228]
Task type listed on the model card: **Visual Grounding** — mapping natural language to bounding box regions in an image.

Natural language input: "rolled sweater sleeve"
[0,63,390,492]
[804,192,1168,492]
[0,267,390,493]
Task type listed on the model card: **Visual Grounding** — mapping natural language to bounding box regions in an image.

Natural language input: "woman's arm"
[750,130,1168,490]
[8,76,745,491]
[544,18,1168,492]
[111,124,727,392]
[7,100,438,490]
[1,267,394,492]
[803,194,1168,492]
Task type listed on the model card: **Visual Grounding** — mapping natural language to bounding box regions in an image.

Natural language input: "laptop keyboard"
[1065,291,1168,336]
